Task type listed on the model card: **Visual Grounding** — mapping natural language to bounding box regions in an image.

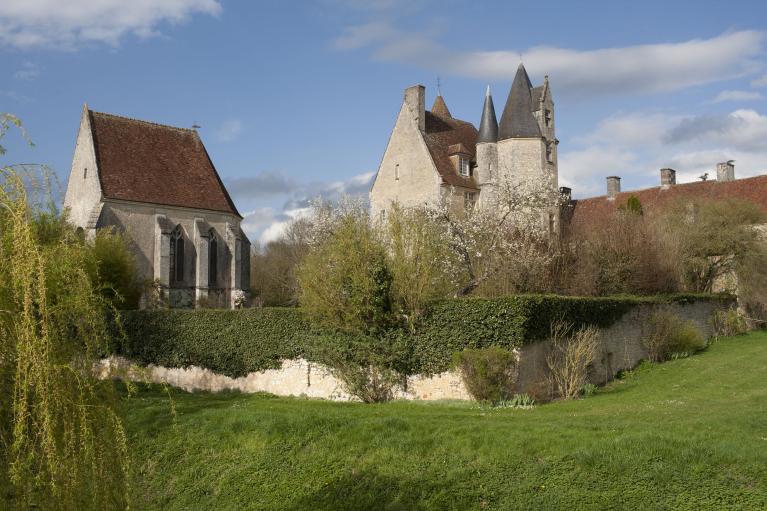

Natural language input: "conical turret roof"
[498,63,541,140]
[431,95,451,118]
[478,85,498,143]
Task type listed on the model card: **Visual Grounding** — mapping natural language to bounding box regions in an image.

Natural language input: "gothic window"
[208,229,218,286]
[458,156,470,177]
[463,191,477,211]
[169,225,184,285]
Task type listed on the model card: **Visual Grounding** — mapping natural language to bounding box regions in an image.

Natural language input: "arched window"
[208,229,218,286]
[169,225,184,284]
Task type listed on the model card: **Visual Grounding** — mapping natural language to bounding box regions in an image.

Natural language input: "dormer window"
[459,156,470,177]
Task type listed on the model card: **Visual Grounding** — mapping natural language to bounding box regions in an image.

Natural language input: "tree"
[1,118,130,510]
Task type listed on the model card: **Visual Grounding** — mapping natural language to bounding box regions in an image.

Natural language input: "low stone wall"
[102,299,726,401]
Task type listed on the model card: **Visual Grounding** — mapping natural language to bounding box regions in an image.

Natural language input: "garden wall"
[106,295,732,401]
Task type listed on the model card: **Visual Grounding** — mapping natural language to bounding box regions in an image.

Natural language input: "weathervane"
[436,76,442,96]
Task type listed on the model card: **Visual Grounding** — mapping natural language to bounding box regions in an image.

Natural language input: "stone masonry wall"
[102,299,728,402]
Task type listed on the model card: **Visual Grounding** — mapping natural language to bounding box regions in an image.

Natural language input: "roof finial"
[437,76,442,96]
[485,84,491,97]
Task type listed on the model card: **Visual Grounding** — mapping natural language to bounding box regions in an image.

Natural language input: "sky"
[1,0,767,245]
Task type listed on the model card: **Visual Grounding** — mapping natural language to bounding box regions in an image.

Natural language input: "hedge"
[115,294,732,378]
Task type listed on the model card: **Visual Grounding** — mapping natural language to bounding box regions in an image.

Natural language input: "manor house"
[371,63,560,234]
[63,106,250,309]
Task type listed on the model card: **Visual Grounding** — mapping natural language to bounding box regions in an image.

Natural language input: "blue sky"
[1,0,767,245]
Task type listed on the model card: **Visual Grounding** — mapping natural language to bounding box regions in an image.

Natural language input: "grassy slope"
[125,332,767,511]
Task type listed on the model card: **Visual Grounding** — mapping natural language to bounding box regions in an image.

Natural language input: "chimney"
[559,186,572,204]
[660,168,676,189]
[404,85,425,132]
[717,161,735,182]
[606,176,621,199]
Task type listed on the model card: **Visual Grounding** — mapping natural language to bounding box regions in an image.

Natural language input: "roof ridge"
[577,173,767,202]
[89,109,196,133]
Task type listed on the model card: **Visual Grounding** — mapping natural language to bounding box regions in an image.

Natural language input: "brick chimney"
[404,85,425,132]
[660,168,676,189]
[606,176,621,200]
[717,161,735,182]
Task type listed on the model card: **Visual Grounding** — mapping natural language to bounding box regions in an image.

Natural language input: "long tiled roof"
[88,110,240,217]
[569,175,767,231]
[423,110,479,190]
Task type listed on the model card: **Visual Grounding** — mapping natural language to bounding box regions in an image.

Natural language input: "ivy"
[116,294,731,378]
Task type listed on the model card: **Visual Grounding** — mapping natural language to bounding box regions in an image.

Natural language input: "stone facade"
[101,299,730,402]
[63,106,250,309]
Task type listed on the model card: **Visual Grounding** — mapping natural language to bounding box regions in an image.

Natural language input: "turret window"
[545,109,552,127]
[546,143,553,163]
[463,191,477,210]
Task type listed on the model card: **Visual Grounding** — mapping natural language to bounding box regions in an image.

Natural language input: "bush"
[453,347,517,404]
[545,322,601,400]
[711,308,749,337]
[642,311,706,362]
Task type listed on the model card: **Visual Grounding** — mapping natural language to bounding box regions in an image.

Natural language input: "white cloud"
[337,26,765,96]
[561,107,767,196]
[0,0,221,49]
[215,118,242,142]
[752,74,767,87]
[236,171,375,245]
[13,61,38,80]
[711,90,764,103]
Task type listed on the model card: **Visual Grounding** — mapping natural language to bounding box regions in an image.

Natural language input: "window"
[544,109,552,127]
[546,143,553,163]
[395,164,400,181]
[463,191,477,210]
[208,229,218,286]
[169,225,184,284]
[458,156,470,177]
[83,167,87,179]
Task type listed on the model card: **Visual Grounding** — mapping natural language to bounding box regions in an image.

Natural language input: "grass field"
[124,332,767,510]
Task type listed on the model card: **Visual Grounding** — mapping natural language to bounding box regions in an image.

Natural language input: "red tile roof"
[423,110,479,190]
[88,110,240,217]
[569,175,767,231]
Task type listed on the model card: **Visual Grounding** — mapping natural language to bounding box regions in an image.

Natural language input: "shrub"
[642,310,706,362]
[306,332,410,403]
[453,347,517,404]
[499,393,536,409]
[546,321,601,400]
[582,383,599,397]
[711,308,749,337]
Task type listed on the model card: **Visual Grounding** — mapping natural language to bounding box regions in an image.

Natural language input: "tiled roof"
[569,175,767,231]
[498,63,542,140]
[423,110,479,190]
[431,95,451,118]
[88,110,240,217]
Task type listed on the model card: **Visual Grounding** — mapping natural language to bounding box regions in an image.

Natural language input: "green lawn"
[125,332,767,510]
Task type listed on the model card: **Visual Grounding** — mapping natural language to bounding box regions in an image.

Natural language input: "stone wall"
[63,106,102,229]
[103,299,727,401]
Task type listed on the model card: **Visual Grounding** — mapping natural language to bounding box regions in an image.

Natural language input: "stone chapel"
[63,106,250,309]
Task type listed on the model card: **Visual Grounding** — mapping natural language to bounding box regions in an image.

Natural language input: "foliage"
[86,227,143,309]
[545,321,601,400]
[297,199,394,336]
[125,332,767,510]
[498,393,536,408]
[0,165,129,509]
[250,218,311,306]
[452,347,517,404]
[655,198,767,296]
[581,383,599,397]
[642,310,706,362]
[711,308,749,337]
[116,294,730,378]
[381,204,456,329]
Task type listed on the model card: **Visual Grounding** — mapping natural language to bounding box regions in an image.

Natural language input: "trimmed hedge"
[115,294,732,378]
